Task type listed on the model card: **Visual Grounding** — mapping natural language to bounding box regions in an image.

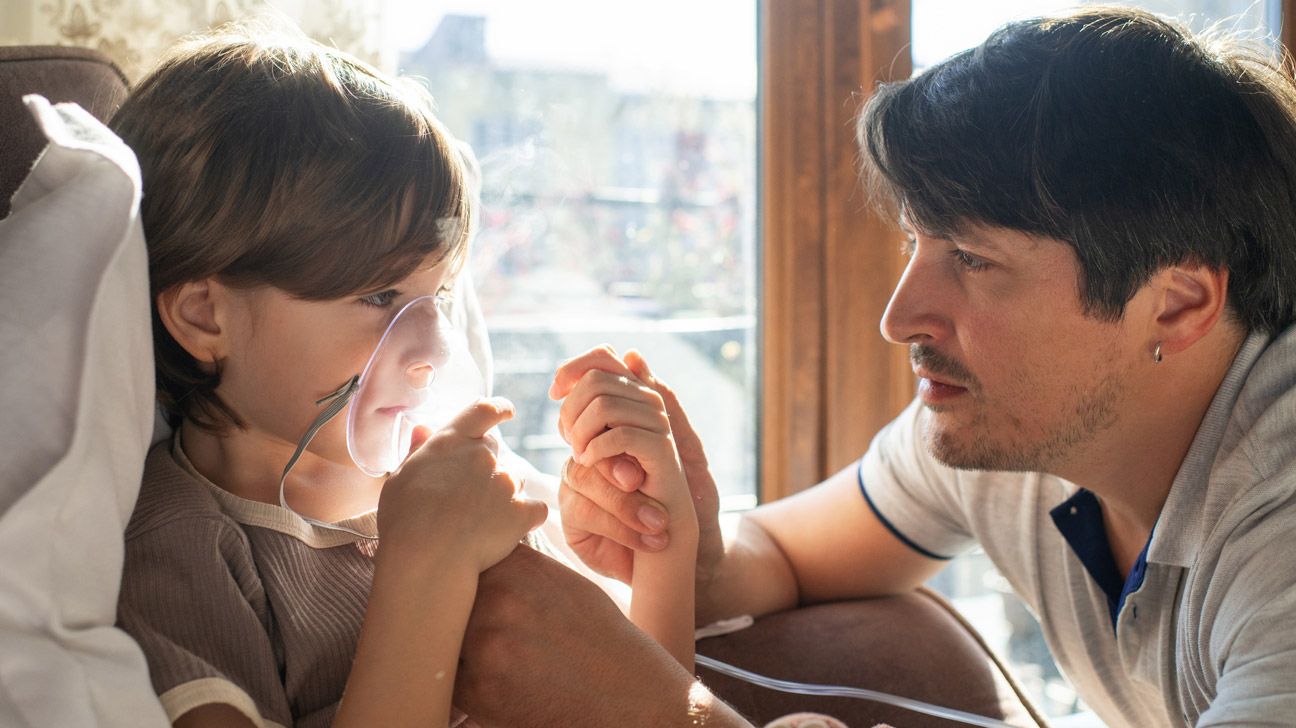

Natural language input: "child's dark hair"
[111,23,472,432]
[859,7,1296,335]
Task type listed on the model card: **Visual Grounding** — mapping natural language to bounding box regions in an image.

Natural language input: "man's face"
[881,223,1143,472]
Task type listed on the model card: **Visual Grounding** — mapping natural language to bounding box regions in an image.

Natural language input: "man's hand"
[455,547,751,727]
[558,457,650,583]
[551,347,724,586]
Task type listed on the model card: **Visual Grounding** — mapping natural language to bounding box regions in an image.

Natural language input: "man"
[456,7,1296,727]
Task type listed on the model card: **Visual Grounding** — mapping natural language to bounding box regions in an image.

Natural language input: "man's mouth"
[914,366,965,388]
[914,368,969,404]
[909,345,977,403]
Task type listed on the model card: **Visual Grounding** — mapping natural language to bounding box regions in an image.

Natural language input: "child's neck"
[179,420,384,523]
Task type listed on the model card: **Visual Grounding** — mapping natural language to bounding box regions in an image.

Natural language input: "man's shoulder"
[1212,467,1296,560]
[1227,326,1296,477]
[1186,327,1296,541]
[1190,466,1296,642]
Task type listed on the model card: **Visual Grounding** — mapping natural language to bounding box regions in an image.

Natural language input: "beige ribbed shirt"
[117,439,472,727]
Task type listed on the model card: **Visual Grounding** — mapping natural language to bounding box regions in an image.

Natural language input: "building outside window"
[392,1,761,509]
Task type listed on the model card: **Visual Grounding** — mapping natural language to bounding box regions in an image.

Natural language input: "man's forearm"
[697,514,799,626]
[608,670,754,728]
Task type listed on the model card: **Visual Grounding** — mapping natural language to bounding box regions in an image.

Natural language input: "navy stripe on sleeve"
[856,459,953,561]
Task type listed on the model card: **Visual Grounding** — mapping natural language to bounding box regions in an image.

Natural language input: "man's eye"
[900,237,917,257]
[359,289,399,307]
[950,248,990,272]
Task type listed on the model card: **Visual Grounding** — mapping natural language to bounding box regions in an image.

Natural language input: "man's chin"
[923,421,1038,473]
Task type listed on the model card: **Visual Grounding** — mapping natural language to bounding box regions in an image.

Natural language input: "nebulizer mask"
[276,294,489,539]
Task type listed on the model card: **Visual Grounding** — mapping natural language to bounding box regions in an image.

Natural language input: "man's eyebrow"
[950,227,1012,253]
[954,229,996,249]
[895,216,1009,253]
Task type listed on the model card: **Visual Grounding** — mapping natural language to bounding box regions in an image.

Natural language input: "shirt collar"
[171,432,379,547]
[1146,330,1271,567]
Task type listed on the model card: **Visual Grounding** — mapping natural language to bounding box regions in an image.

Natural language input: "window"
[390,2,760,509]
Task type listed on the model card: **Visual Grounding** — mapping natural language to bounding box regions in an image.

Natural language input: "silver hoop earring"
[1154,342,1163,364]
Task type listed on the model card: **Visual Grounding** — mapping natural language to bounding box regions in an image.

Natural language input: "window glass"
[391,1,760,508]
[910,0,1279,718]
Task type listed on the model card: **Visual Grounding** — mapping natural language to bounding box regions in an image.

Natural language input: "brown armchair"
[697,590,1046,727]
[0,45,129,219]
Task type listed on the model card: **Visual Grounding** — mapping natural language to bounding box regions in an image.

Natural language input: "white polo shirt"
[860,327,1296,727]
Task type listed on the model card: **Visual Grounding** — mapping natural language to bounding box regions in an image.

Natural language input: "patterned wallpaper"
[0,0,386,80]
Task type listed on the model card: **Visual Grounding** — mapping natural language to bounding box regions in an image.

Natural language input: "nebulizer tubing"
[694,654,1016,728]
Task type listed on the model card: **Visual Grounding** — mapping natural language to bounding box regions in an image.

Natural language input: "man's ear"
[1151,264,1229,358]
[155,278,229,366]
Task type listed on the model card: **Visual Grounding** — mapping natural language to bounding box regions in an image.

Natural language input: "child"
[111,24,700,728]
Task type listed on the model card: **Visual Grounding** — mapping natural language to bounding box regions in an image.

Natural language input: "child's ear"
[156,278,229,366]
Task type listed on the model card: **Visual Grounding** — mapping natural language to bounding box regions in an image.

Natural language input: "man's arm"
[697,462,947,625]
[552,347,948,625]
[1196,581,1296,726]
[456,546,752,728]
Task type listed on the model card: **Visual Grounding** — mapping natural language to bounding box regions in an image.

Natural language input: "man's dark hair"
[858,6,1296,335]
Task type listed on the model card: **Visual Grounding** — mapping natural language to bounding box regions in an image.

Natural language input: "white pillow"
[0,96,168,727]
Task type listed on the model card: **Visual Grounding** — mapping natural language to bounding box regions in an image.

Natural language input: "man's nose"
[879,254,948,346]
[406,361,434,389]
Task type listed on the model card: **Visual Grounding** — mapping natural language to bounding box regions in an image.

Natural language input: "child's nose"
[406,361,434,389]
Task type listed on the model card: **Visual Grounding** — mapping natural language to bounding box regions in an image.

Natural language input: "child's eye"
[359,289,400,308]
[900,237,917,257]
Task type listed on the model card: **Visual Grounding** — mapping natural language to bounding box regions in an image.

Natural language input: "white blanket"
[0,96,168,727]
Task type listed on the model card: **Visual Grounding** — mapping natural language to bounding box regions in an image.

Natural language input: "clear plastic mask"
[346,294,486,476]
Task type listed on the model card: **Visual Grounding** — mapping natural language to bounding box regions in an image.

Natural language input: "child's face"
[214,257,455,474]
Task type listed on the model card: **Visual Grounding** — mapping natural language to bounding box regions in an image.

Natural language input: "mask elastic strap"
[277,375,378,541]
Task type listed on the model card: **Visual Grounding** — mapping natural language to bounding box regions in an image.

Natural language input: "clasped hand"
[550,347,723,585]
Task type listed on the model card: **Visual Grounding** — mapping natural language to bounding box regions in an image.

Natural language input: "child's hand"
[555,351,697,534]
[552,348,724,590]
[377,397,548,573]
[552,346,700,669]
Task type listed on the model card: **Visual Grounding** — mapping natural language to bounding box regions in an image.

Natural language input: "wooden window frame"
[760,0,915,501]
[1285,0,1296,59]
